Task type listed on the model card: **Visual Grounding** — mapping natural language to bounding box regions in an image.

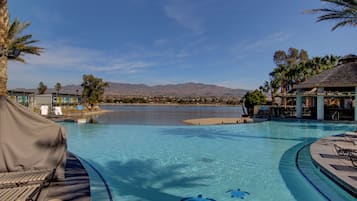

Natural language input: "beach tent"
[0,95,67,179]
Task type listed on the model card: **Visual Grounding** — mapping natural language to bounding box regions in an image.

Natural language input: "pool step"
[297,143,356,201]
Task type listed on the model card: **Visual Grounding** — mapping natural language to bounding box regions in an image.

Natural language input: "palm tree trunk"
[0,0,9,96]
[271,91,275,105]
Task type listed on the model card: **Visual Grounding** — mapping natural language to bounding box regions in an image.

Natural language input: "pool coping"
[310,134,357,197]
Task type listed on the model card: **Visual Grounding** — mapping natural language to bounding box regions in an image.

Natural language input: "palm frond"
[6,18,43,61]
[321,0,357,8]
[11,56,25,63]
[18,46,43,55]
[331,18,357,30]
[23,39,40,45]
[9,34,32,45]
[8,18,30,40]
[306,0,357,31]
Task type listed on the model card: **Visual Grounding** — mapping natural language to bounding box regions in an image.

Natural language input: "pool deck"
[38,152,91,201]
[183,117,265,125]
[310,133,357,197]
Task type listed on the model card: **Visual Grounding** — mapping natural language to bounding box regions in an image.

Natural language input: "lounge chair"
[0,169,56,201]
[334,144,357,168]
[348,153,357,168]
[344,132,357,145]
[0,184,40,201]
[0,169,55,188]
[334,144,357,157]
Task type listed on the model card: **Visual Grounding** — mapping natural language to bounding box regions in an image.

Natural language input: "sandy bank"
[63,109,111,117]
[183,117,261,125]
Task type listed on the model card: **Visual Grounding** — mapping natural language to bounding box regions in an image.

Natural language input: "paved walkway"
[310,133,357,197]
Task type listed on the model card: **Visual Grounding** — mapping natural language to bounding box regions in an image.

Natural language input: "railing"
[331,111,340,121]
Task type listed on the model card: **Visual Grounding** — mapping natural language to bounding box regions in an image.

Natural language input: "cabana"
[293,55,357,120]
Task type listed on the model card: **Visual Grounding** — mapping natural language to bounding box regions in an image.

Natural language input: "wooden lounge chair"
[0,169,56,201]
[0,184,40,201]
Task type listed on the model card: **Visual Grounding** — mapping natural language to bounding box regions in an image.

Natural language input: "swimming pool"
[62,120,356,201]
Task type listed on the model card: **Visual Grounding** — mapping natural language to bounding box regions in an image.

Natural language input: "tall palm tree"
[307,0,357,31]
[0,0,9,96]
[0,3,43,95]
[54,82,62,94]
[260,79,279,104]
[270,64,288,105]
[270,48,310,106]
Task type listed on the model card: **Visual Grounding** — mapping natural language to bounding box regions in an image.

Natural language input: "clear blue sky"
[7,0,356,90]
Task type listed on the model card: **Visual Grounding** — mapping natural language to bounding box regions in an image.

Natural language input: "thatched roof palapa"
[296,55,357,89]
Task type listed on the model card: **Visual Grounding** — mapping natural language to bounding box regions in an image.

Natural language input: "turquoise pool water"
[62,119,357,201]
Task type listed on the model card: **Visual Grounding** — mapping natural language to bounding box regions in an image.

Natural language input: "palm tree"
[260,79,279,104]
[0,2,43,95]
[270,48,310,106]
[0,0,10,96]
[302,55,339,77]
[307,0,357,31]
[54,82,61,94]
[37,81,47,94]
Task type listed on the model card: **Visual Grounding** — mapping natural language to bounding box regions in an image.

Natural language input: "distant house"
[7,90,35,107]
[34,93,81,108]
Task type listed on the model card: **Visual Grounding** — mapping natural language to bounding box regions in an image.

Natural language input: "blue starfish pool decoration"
[180,194,216,201]
[226,189,250,199]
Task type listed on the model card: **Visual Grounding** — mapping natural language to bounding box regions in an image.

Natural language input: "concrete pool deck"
[310,133,357,197]
[38,152,91,201]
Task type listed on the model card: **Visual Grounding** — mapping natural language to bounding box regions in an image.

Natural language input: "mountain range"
[13,82,248,98]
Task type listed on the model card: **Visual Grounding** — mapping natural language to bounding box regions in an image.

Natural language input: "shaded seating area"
[0,95,68,200]
[0,153,92,201]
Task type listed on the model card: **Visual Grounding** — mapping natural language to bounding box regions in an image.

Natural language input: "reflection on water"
[93,105,243,125]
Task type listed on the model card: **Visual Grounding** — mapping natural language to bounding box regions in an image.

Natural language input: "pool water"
[62,120,356,201]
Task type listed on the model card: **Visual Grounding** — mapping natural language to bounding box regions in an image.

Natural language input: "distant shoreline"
[100,103,242,107]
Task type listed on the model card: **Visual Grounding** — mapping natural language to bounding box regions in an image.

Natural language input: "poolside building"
[7,90,35,107]
[293,55,357,121]
[34,92,82,108]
